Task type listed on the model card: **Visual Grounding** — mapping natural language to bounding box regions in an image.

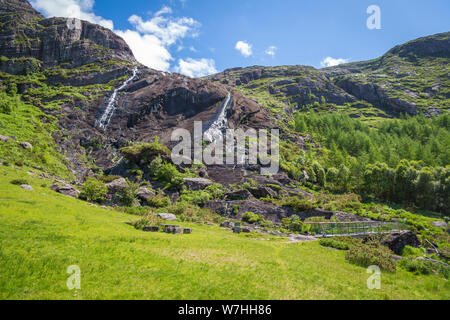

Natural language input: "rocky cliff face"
[0,0,135,68]
[0,0,273,180]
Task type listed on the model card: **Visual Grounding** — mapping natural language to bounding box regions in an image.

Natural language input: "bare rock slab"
[157,213,177,221]
[20,184,34,191]
[183,178,213,191]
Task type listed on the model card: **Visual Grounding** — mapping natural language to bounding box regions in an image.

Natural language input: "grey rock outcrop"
[157,213,177,221]
[51,183,80,198]
[183,178,213,191]
[137,187,155,202]
[381,231,421,255]
[20,184,34,191]
[105,178,128,193]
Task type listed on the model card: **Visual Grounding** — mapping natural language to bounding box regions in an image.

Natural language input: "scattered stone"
[20,184,34,191]
[220,221,235,228]
[183,228,192,234]
[431,221,448,229]
[381,231,421,255]
[225,189,252,200]
[157,213,177,221]
[0,135,10,142]
[143,226,159,232]
[105,178,128,193]
[19,142,32,150]
[183,177,213,191]
[242,227,252,233]
[137,187,155,202]
[233,226,242,234]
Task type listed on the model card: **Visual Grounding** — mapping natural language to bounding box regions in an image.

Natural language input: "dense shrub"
[319,238,350,250]
[283,197,317,212]
[121,137,170,164]
[345,243,396,272]
[398,259,449,279]
[80,178,107,202]
[282,214,306,233]
[401,245,426,257]
[147,191,171,208]
[204,184,226,199]
[10,179,29,185]
[179,189,211,206]
[165,202,219,224]
[398,259,432,275]
[242,212,262,224]
[149,156,185,189]
[116,179,139,206]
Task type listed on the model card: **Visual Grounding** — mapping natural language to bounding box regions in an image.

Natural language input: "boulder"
[143,226,159,232]
[381,231,421,255]
[198,167,209,178]
[163,225,182,234]
[220,221,235,228]
[20,184,34,191]
[137,187,155,202]
[183,178,213,191]
[248,186,278,199]
[242,227,252,233]
[19,142,32,150]
[225,189,252,200]
[183,228,193,234]
[431,221,448,229]
[51,184,80,198]
[157,213,177,221]
[105,178,128,193]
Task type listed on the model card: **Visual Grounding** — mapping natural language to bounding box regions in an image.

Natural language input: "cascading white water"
[204,93,232,143]
[97,67,138,129]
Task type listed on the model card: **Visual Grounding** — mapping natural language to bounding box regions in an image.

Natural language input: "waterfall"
[204,93,232,143]
[97,67,138,129]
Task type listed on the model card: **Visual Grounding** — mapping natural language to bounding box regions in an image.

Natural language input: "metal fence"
[306,221,409,236]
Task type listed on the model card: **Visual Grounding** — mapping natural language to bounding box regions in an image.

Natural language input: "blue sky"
[31,0,450,77]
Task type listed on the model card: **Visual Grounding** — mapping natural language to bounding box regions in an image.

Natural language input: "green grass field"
[0,165,448,300]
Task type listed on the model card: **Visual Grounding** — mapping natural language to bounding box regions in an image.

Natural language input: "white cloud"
[235,41,253,57]
[320,57,349,68]
[30,1,215,73]
[128,11,199,46]
[265,46,277,57]
[30,0,114,29]
[118,6,203,71]
[115,30,172,72]
[174,58,217,78]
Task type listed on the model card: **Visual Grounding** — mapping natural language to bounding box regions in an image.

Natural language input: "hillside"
[0,165,448,300]
[0,1,449,301]
[208,32,450,121]
[0,0,271,181]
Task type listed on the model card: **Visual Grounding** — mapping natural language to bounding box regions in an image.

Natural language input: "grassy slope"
[0,165,448,300]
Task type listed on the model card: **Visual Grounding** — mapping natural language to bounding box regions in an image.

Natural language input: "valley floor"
[0,165,448,300]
